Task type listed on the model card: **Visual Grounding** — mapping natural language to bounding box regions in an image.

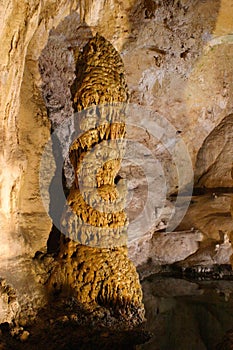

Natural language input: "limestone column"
[48,34,145,326]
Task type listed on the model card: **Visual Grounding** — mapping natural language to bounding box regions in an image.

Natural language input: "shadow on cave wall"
[39,12,93,253]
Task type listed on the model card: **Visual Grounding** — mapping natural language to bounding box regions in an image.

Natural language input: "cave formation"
[48,33,144,325]
[1,0,233,349]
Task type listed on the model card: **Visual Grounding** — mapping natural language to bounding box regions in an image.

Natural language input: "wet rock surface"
[139,275,233,350]
[0,254,146,349]
[48,244,144,325]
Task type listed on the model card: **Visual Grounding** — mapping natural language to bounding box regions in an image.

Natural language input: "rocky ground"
[2,268,233,349]
[0,298,150,350]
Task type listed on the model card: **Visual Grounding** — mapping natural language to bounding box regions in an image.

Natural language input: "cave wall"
[0,0,80,260]
[0,0,233,265]
[195,114,233,188]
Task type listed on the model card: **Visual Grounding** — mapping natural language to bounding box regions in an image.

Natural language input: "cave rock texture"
[48,34,144,325]
[0,0,233,332]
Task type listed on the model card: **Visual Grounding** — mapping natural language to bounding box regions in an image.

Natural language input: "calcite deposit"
[49,34,144,325]
[71,33,128,110]
[49,243,144,321]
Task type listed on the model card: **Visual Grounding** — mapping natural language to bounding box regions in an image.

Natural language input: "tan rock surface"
[1,1,233,330]
[49,243,144,322]
[50,34,144,324]
[0,0,81,259]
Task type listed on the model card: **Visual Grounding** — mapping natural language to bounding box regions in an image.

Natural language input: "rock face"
[0,0,82,261]
[129,230,203,268]
[48,34,144,325]
[195,114,233,188]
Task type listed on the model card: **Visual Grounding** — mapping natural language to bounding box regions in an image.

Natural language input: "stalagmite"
[48,34,145,325]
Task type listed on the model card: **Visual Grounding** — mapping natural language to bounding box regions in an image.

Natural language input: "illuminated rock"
[49,34,145,326]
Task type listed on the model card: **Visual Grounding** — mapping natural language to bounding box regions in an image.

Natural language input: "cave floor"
[1,275,233,349]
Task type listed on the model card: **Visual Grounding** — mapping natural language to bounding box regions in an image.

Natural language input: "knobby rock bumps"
[49,34,145,326]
